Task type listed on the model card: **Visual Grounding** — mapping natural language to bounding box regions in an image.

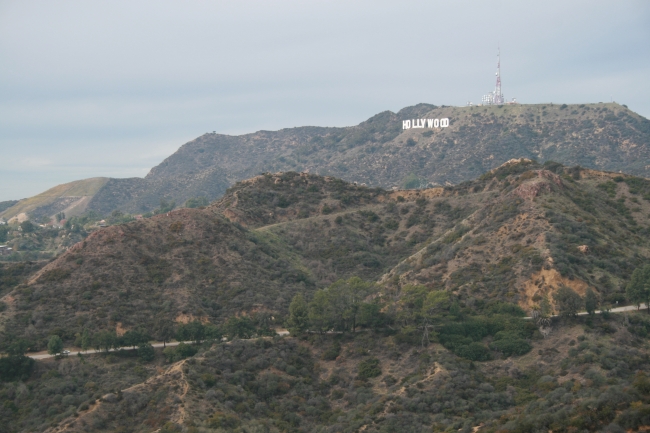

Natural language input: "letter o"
[434,119,439,128]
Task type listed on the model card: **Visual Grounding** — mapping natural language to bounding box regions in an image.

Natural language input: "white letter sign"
[402,118,450,130]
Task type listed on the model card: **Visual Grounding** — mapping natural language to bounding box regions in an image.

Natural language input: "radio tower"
[493,47,504,105]
[481,46,505,105]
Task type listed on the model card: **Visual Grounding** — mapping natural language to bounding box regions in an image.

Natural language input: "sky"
[1,0,649,202]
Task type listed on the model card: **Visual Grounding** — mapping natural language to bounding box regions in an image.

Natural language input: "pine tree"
[585,288,599,315]
[287,293,309,334]
[47,335,64,356]
[81,329,91,352]
[627,267,646,310]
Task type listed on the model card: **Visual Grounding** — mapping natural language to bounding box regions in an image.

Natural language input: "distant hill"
[4,163,650,351]
[3,102,649,219]
[0,200,18,214]
[89,102,650,214]
[0,177,109,222]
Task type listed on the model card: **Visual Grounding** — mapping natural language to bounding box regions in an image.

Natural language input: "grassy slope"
[0,178,109,220]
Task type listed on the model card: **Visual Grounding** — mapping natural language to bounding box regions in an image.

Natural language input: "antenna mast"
[494,47,504,105]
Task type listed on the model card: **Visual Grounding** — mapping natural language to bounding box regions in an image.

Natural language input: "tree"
[120,329,149,349]
[47,335,64,356]
[540,295,553,317]
[20,220,35,233]
[94,330,117,353]
[223,317,255,340]
[154,316,175,347]
[358,302,390,330]
[185,197,209,208]
[173,320,208,344]
[585,288,599,315]
[138,343,155,362]
[397,285,449,346]
[204,323,223,342]
[308,277,375,332]
[308,289,332,333]
[627,265,650,312]
[287,293,309,335]
[81,329,91,352]
[552,286,583,319]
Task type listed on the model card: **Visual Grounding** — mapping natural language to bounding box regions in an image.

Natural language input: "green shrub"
[208,411,241,429]
[321,343,341,361]
[454,343,492,361]
[490,335,532,357]
[137,343,155,362]
[201,373,217,387]
[357,358,382,379]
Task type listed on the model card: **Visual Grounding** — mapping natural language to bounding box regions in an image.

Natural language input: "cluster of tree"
[541,285,600,319]
[185,196,210,208]
[288,278,534,361]
[46,329,155,361]
[287,277,390,334]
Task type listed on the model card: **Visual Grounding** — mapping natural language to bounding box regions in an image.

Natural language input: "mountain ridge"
[3,102,649,222]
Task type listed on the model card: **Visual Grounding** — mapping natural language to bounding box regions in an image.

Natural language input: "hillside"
[0,178,109,223]
[27,317,650,433]
[3,102,649,219]
[89,102,650,214]
[3,165,650,432]
[3,164,650,351]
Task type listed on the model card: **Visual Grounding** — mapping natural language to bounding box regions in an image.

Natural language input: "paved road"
[579,303,648,315]
[27,330,291,360]
[521,303,647,320]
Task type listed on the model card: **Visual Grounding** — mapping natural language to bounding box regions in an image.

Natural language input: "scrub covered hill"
[18,315,650,433]
[5,165,650,432]
[4,163,650,353]
[4,101,644,218]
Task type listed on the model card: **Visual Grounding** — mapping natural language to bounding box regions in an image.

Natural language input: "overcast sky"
[1,0,649,201]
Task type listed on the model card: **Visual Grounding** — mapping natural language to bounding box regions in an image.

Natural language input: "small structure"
[0,245,13,256]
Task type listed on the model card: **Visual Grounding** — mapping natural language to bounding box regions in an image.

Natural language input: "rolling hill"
[3,162,650,350]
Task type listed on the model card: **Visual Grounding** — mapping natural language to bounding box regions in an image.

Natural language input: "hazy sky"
[1,0,649,201]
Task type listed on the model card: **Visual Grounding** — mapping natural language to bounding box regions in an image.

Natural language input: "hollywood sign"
[403,118,450,129]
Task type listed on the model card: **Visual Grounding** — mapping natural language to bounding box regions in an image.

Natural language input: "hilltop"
[2,102,649,221]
